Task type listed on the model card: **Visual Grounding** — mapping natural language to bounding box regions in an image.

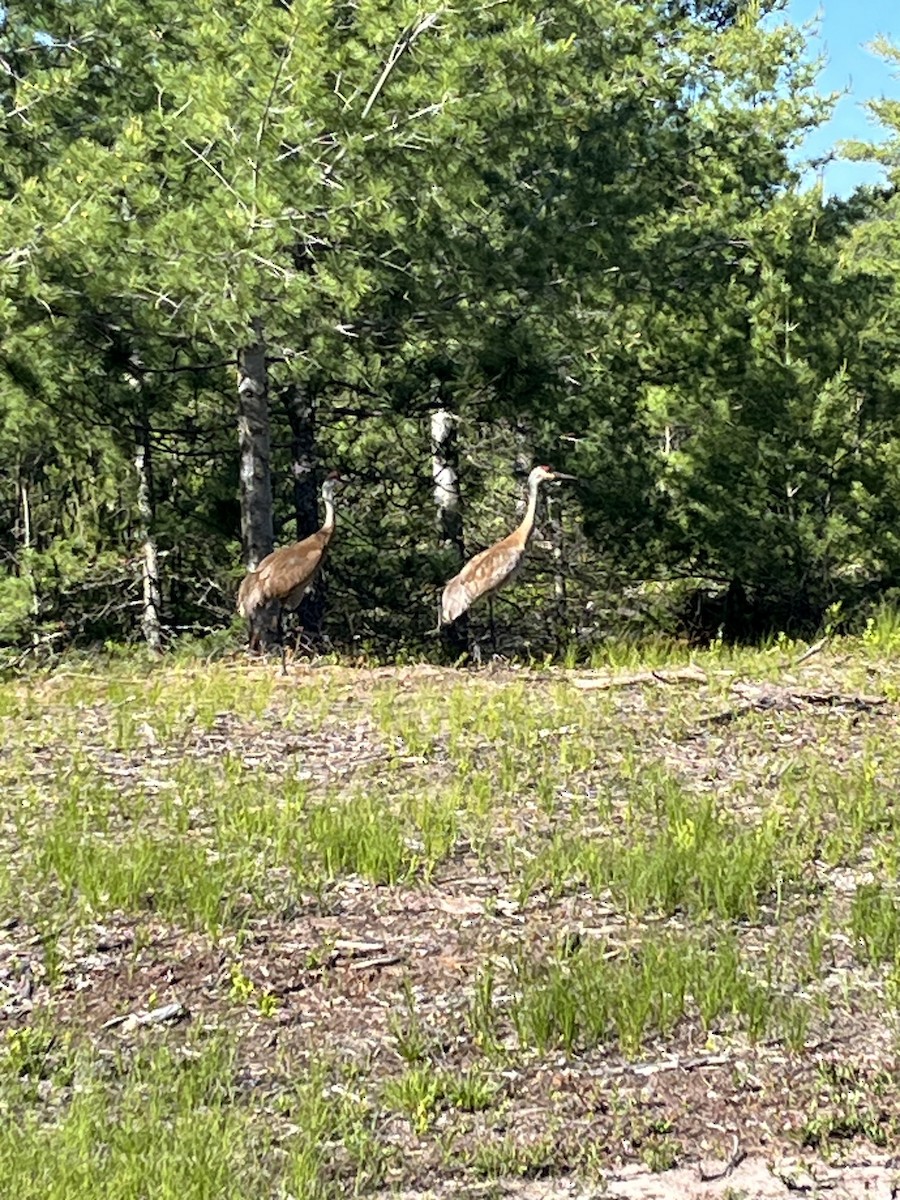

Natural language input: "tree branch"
[360,12,441,120]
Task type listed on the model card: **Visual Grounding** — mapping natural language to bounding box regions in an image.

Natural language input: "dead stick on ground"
[601,1051,733,1079]
[572,665,708,691]
[792,636,828,666]
[698,686,888,730]
[698,1135,745,1182]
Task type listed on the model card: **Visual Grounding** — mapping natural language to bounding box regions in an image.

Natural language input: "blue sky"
[786,0,899,196]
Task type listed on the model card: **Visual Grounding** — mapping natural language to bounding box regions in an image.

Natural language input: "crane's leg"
[488,597,497,653]
[248,612,265,656]
[277,607,288,676]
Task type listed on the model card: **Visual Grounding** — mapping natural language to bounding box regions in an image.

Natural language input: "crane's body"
[238,473,341,671]
[440,465,574,635]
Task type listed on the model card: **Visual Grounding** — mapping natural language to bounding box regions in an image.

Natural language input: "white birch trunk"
[19,476,31,550]
[431,408,464,556]
[18,472,39,617]
[237,323,274,571]
[134,431,162,652]
[431,407,467,653]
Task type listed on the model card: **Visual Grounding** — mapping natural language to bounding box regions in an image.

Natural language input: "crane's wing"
[441,543,523,625]
[255,534,328,611]
[237,570,262,618]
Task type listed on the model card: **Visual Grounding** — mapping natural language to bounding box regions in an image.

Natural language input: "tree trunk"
[431,407,468,656]
[237,323,274,571]
[17,466,39,618]
[134,424,162,652]
[432,408,464,555]
[282,382,324,639]
[18,473,31,550]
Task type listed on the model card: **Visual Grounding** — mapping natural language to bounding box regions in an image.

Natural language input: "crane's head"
[321,470,345,502]
[529,464,576,487]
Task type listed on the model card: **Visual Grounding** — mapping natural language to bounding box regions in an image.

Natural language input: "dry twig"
[572,665,708,691]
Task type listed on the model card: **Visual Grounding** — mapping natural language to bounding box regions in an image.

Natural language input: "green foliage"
[519,784,796,920]
[1,2,898,652]
[383,1064,499,1133]
[0,1032,388,1200]
[0,573,35,643]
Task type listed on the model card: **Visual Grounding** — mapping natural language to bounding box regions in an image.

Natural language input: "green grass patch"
[0,1031,388,1200]
[850,883,900,965]
[475,931,808,1059]
[4,643,900,1186]
[306,789,458,885]
[517,770,808,920]
[1,753,460,934]
[383,1063,501,1132]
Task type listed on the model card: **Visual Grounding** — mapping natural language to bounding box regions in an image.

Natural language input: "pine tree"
[3,0,872,652]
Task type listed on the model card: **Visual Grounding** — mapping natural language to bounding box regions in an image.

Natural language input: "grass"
[0,1029,387,1200]
[477,930,810,1058]
[800,1062,900,1153]
[1,758,458,932]
[2,634,900,1190]
[850,883,900,965]
[383,1063,500,1132]
[513,770,807,919]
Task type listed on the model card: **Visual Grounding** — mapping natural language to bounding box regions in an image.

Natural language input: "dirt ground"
[3,657,900,1196]
[377,1156,900,1198]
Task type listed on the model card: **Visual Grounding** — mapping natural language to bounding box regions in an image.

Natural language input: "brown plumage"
[237,472,342,670]
[441,465,575,627]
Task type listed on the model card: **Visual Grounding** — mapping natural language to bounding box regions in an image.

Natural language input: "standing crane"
[440,464,575,654]
[237,471,343,673]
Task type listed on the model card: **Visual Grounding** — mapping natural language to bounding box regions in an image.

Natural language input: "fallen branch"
[698,1134,746,1182]
[732,682,887,710]
[700,683,888,728]
[102,1001,188,1031]
[572,664,708,691]
[347,953,404,971]
[793,636,828,666]
[598,1050,733,1079]
[793,689,887,709]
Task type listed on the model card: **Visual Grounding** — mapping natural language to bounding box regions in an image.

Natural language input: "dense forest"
[2,0,900,661]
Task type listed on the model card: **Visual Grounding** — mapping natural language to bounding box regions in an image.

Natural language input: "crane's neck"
[321,491,336,534]
[516,475,542,545]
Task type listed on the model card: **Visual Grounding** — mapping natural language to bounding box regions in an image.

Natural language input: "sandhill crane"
[440,464,575,654]
[237,471,343,673]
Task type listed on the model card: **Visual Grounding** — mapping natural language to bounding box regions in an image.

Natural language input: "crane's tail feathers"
[237,572,264,619]
[440,582,471,626]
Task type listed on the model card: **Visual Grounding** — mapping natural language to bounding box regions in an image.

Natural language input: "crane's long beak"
[551,472,577,481]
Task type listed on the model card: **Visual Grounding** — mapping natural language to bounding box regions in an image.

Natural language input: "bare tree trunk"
[18,475,31,550]
[432,408,464,555]
[237,323,274,571]
[17,466,39,619]
[431,407,468,656]
[514,421,532,493]
[134,424,162,652]
[282,382,324,639]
